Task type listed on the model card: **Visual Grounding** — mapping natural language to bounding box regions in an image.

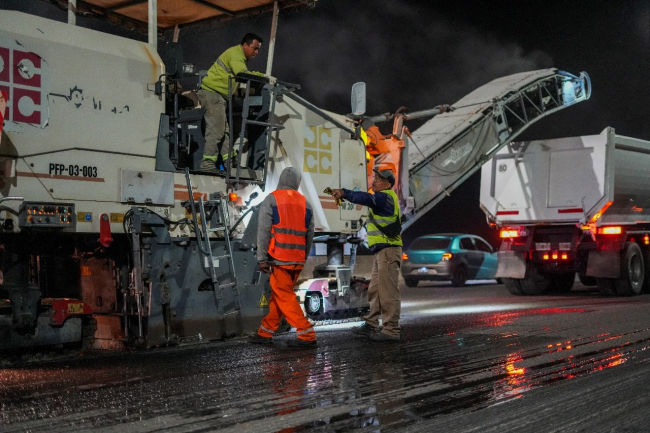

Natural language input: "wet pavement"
[3,280,650,432]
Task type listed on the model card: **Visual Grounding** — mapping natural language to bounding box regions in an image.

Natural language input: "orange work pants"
[258,264,316,342]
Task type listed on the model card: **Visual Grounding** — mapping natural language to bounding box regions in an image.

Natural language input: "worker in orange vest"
[249,167,316,347]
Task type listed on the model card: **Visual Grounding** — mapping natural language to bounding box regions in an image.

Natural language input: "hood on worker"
[277,167,301,191]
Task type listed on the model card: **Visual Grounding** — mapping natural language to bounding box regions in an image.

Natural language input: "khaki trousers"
[365,246,402,337]
[197,89,229,167]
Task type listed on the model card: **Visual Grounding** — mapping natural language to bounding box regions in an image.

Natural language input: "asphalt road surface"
[2,279,650,432]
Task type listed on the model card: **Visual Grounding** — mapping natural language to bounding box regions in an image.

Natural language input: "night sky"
[4,0,650,247]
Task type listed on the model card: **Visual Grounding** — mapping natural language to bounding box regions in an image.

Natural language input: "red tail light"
[402,253,409,260]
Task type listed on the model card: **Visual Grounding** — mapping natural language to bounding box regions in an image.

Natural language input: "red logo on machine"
[0,45,45,127]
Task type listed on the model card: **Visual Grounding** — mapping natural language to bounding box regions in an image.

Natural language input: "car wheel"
[451,265,467,287]
[404,277,418,287]
[304,291,323,316]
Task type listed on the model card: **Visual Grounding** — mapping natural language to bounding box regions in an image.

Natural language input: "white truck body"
[480,127,650,227]
[480,127,650,296]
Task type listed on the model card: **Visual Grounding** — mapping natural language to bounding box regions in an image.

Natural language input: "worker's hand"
[259,262,272,274]
[331,189,345,200]
[265,75,277,84]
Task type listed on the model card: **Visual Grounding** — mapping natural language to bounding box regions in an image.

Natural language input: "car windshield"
[409,237,451,250]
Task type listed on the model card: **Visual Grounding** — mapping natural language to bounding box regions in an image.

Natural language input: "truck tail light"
[561,253,568,260]
[598,226,622,235]
[552,252,558,260]
[442,253,453,260]
[543,253,549,260]
[229,192,238,202]
[402,253,409,260]
[500,229,519,238]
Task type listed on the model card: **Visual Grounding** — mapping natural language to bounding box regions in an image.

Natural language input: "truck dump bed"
[480,127,650,226]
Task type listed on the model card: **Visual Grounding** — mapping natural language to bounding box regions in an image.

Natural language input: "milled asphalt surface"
[2,280,650,432]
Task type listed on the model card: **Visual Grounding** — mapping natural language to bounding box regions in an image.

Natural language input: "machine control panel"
[19,202,76,229]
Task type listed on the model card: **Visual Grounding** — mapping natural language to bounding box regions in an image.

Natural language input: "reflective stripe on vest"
[269,190,308,262]
[367,189,402,247]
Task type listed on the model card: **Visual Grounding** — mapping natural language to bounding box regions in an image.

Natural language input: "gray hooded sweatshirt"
[257,167,315,265]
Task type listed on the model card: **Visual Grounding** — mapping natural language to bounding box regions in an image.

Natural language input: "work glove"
[265,75,277,84]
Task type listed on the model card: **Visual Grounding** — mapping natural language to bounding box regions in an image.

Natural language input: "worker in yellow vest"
[331,168,403,341]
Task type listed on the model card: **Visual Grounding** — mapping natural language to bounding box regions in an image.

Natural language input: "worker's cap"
[373,168,395,186]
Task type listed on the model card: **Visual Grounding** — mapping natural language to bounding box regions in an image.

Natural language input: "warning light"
[402,253,409,260]
[228,193,238,202]
[598,226,622,235]
[442,253,453,260]
[500,229,519,238]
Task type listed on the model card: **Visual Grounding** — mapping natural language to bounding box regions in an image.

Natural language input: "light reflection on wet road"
[3,281,650,432]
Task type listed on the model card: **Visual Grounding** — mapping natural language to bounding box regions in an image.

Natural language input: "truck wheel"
[304,292,324,316]
[642,249,650,293]
[503,278,524,295]
[551,272,575,293]
[404,277,418,287]
[451,265,467,287]
[578,272,597,287]
[596,278,616,295]
[614,242,644,296]
[520,264,552,295]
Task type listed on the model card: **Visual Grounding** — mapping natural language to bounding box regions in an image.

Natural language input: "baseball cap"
[373,168,395,186]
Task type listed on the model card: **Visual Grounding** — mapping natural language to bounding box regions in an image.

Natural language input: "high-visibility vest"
[366,189,402,247]
[269,190,308,262]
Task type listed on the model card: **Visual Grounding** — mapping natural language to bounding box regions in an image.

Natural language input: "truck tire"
[596,278,616,296]
[503,278,524,295]
[643,249,650,293]
[404,277,419,287]
[520,264,552,295]
[578,272,597,287]
[304,292,324,316]
[551,272,575,293]
[451,265,467,287]
[614,242,644,296]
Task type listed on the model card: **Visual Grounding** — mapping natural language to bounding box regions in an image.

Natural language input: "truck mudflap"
[495,251,527,279]
[586,250,621,279]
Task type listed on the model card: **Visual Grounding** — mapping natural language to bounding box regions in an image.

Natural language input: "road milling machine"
[0,10,371,352]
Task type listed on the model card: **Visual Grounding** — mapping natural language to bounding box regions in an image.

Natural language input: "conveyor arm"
[404,68,590,229]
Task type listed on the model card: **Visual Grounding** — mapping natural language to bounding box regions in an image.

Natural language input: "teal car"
[401,234,498,287]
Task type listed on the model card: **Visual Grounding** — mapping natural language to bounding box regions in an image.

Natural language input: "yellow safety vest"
[366,189,402,247]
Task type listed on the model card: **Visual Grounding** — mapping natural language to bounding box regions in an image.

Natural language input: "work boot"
[200,159,219,173]
[248,333,273,345]
[369,332,400,342]
[286,339,317,348]
[351,323,378,337]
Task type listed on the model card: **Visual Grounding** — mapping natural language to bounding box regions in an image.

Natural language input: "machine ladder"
[184,169,239,314]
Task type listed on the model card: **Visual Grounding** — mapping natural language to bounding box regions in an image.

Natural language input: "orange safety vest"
[269,190,308,262]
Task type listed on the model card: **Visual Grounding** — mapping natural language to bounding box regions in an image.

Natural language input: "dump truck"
[480,127,650,296]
